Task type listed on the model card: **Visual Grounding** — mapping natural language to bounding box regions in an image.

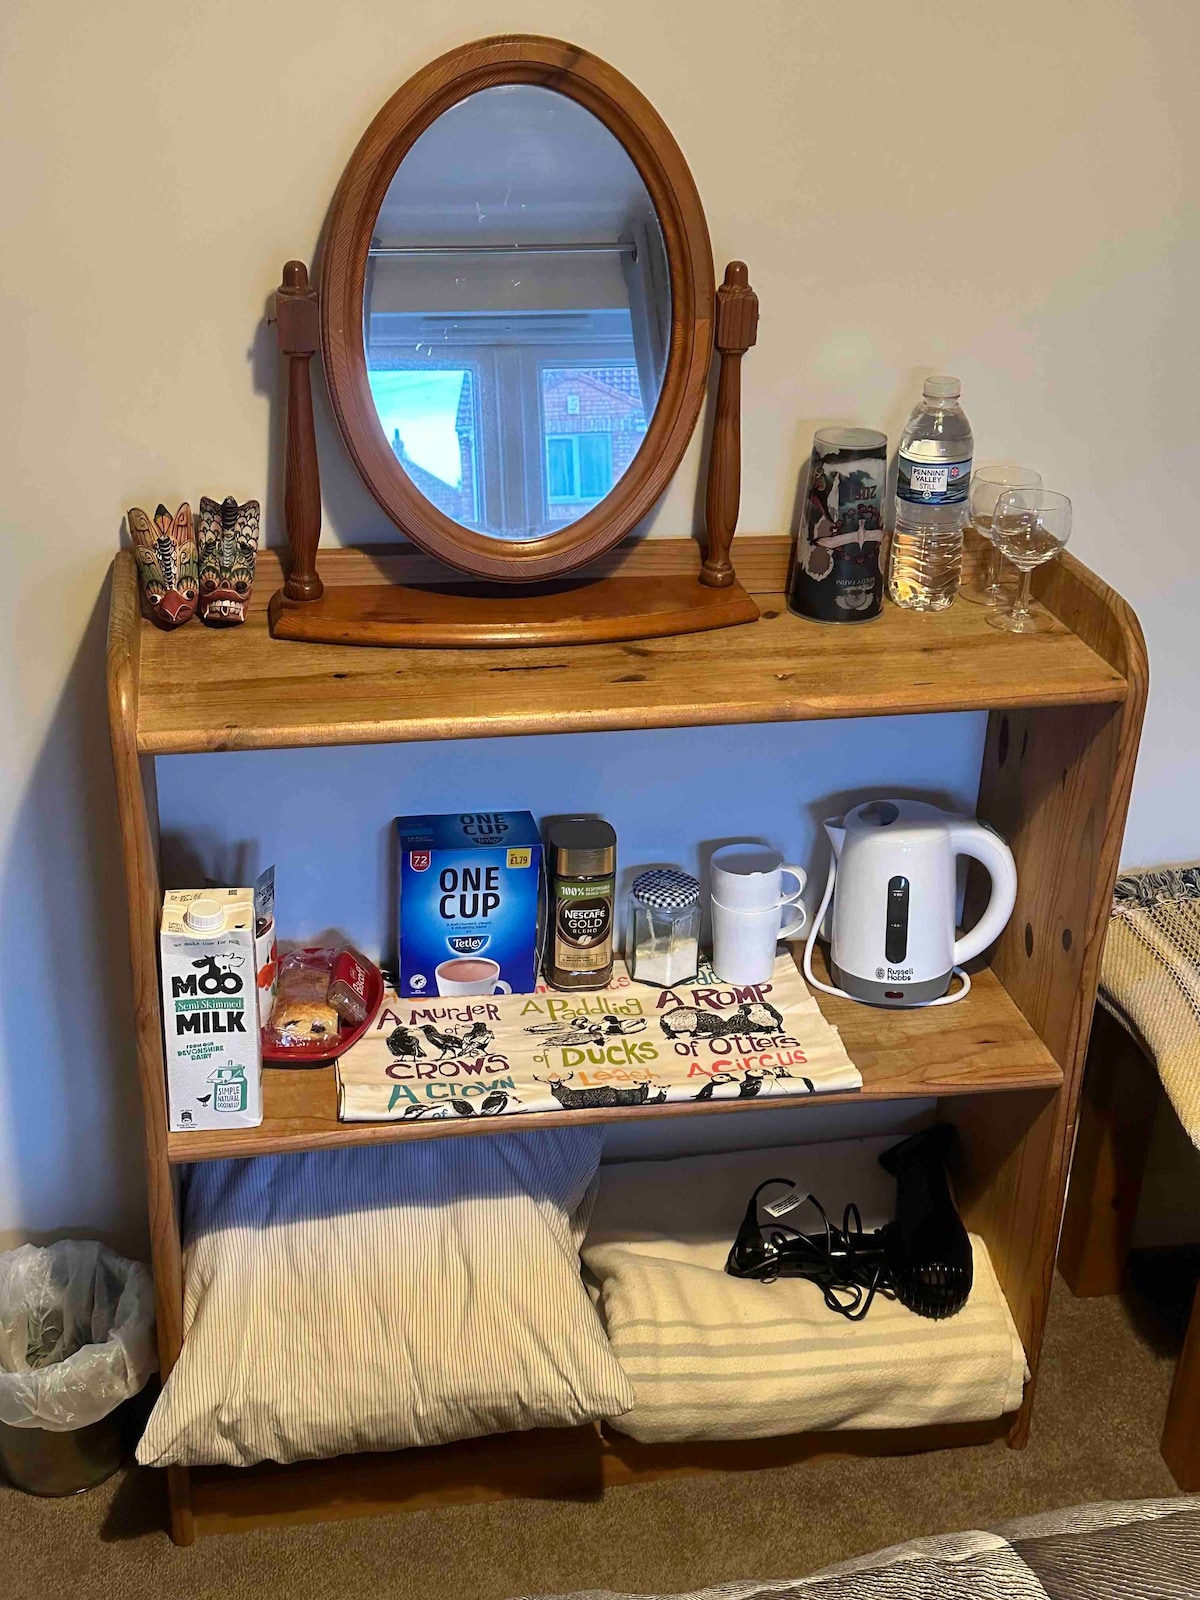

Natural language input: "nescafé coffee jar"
[545,817,616,990]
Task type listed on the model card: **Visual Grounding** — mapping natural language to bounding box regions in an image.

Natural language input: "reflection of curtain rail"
[368,242,637,259]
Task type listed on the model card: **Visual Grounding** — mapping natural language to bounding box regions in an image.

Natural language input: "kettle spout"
[823,817,846,859]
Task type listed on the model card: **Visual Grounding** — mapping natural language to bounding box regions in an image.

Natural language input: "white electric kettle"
[803,799,1018,1008]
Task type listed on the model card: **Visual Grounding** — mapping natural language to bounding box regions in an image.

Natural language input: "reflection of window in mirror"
[365,308,656,539]
[546,432,612,507]
[362,84,670,542]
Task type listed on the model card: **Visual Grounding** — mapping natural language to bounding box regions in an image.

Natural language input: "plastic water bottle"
[887,376,973,611]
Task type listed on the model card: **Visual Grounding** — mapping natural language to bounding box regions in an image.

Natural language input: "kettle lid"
[846,798,953,831]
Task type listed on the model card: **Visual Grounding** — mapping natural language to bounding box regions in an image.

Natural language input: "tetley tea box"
[396,812,542,998]
[160,888,263,1132]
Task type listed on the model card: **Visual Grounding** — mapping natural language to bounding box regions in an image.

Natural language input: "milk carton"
[160,889,263,1132]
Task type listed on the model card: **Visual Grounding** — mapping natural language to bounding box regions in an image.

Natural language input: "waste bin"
[0,1240,156,1495]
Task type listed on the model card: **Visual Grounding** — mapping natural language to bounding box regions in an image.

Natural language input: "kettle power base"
[830,961,956,1008]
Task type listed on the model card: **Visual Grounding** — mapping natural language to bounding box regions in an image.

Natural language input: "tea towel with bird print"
[336,954,860,1122]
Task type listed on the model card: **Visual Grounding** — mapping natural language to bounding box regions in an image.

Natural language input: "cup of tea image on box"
[396,812,542,997]
[790,427,887,623]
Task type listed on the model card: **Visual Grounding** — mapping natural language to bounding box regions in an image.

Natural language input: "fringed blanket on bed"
[1100,866,1200,1150]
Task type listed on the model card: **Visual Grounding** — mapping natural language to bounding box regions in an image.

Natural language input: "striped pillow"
[137,1130,634,1467]
[582,1140,1028,1443]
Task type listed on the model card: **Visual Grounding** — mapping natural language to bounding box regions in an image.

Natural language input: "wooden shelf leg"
[167,1464,196,1545]
[1162,1278,1200,1490]
[1058,1008,1159,1298]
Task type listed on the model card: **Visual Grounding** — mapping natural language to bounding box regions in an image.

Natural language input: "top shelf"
[110,537,1131,757]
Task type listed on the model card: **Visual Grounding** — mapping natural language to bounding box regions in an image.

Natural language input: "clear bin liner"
[0,1241,156,1430]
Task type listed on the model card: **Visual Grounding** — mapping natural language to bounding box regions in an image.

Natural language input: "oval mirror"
[321,37,714,582]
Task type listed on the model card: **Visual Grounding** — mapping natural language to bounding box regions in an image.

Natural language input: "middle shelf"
[166,953,1062,1164]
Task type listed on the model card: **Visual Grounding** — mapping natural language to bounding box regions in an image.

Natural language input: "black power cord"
[725,1178,894,1321]
[725,1126,974,1322]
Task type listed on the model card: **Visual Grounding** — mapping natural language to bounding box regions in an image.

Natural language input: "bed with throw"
[514,1495,1200,1599]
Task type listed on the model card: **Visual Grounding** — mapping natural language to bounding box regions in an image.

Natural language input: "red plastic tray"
[260,952,385,1067]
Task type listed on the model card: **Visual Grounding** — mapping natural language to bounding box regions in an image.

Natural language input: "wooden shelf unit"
[106,533,1147,1546]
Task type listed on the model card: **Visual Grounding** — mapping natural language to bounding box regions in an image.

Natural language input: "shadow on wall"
[0,574,147,1256]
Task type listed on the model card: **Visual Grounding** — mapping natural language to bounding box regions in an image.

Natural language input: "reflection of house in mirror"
[541,366,647,525]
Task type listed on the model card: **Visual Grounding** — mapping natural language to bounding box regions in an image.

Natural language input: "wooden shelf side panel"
[965,551,1148,1445]
[943,1085,1059,1362]
[1057,1007,1160,1298]
[105,557,194,1544]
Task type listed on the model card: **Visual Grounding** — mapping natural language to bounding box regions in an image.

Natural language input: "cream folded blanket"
[583,1138,1028,1443]
[1101,866,1200,1149]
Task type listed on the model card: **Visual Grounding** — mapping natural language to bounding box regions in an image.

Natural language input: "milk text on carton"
[160,889,263,1132]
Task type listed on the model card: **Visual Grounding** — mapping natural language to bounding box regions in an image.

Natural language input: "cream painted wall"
[2,1,1198,1250]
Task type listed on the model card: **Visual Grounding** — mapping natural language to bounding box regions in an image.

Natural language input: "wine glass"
[963,465,1042,605]
[985,489,1072,634]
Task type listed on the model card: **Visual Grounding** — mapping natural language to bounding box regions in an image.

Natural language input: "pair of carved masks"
[128,497,260,628]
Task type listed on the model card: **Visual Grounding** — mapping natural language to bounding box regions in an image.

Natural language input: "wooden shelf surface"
[118,539,1128,757]
[166,954,1062,1164]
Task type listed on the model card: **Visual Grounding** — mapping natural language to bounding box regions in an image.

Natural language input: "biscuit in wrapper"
[267,997,340,1047]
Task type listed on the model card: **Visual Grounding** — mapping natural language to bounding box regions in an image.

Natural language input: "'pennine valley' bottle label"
[897,453,972,507]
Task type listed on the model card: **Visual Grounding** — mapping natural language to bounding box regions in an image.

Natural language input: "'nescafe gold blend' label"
[553,877,614,972]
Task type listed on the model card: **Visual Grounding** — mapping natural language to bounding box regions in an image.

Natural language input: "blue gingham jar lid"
[632,868,701,909]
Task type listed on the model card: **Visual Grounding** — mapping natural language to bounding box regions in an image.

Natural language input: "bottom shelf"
[188,1414,1015,1536]
[166,953,1063,1163]
[164,992,1037,1543]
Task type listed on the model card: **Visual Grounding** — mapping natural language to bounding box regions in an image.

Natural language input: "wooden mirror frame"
[269,35,760,647]
[320,35,715,583]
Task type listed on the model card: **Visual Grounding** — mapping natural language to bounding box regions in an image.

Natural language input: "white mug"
[435,957,512,997]
[710,846,807,913]
[711,896,808,986]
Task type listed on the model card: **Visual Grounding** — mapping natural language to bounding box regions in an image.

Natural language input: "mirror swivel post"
[700,262,759,591]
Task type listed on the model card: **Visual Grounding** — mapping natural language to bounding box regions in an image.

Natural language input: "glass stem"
[982,543,998,591]
[1013,566,1034,621]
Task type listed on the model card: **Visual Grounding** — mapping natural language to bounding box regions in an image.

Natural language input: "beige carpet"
[0,1268,1192,1600]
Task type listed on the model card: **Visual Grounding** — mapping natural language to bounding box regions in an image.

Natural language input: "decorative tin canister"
[789,427,887,623]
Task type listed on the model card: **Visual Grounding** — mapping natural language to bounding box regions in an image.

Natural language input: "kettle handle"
[949,821,1018,966]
